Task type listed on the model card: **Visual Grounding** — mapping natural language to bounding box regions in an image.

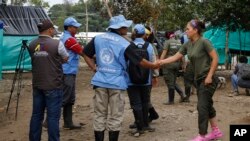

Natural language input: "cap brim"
[106,20,133,30]
[72,23,81,28]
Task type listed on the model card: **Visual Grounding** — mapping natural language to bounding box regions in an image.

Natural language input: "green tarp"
[0,21,3,80]
[204,27,250,64]
[2,36,36,71]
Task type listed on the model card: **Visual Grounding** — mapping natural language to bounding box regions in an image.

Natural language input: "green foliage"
[201,0,250,31]
[29,0,49,8]
[45,0,250,32]
[48,0,109,32]
[10,0,28,5]
[157,0,250,31]
[112,0,160,25]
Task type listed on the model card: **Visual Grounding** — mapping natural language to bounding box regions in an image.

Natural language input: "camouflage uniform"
[183,55,195,101]
[162,38,185,104]
[179,38,219,135]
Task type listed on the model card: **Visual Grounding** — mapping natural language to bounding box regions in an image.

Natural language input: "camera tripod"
[6,40,28,120]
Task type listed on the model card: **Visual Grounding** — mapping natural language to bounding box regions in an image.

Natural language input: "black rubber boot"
[168,88,175,104]
[109,131,119,141]
[133,109,144,131]
[163,88,175,105]
[175,85,186,102]
[129,110,136,129]
[142,103,155,132]
[95,131,104,141]
[63,105,82,130]
[148,107,159,122]
[184,87,191,102]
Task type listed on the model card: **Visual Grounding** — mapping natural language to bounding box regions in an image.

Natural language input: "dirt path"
[0,66,250,141]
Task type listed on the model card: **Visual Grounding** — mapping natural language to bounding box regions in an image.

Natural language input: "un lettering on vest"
[100,34,119,41]
[98,67,118,73]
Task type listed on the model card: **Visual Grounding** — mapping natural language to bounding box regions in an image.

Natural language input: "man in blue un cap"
[60,17,84,130]
[127,24,159,137]
[83,15,160,141]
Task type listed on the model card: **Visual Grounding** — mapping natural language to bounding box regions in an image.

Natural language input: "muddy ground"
[0,64,250,141]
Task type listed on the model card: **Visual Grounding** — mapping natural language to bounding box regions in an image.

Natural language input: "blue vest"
[60,31,79,74]
[92,32,130,90]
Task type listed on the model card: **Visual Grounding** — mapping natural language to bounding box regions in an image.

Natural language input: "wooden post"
[225,29,229,69]
[85,1,88,41]
[103,0,112,18]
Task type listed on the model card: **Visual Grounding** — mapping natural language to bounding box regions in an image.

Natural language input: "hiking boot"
[189,135,208,141]
[205,128,223,140]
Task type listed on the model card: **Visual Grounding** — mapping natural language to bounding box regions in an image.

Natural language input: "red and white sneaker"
[205,128,223,140]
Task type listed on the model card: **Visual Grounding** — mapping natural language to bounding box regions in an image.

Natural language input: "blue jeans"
[231,74,238,92]
[29,88,63,141]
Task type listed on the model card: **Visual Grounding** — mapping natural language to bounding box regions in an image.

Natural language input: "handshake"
[150,60,164,69]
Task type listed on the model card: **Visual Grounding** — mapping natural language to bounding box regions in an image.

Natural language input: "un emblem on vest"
[100,48,114,64]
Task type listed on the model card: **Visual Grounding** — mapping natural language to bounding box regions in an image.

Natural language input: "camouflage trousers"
[195,76,218,135]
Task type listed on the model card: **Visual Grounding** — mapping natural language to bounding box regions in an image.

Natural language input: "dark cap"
[37,20,54,32]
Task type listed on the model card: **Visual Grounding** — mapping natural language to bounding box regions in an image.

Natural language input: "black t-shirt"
[83,37,143,65]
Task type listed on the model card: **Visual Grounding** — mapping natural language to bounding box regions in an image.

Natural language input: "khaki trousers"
[93,87,125,131]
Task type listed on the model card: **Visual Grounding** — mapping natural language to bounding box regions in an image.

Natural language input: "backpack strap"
[142,41,149,49]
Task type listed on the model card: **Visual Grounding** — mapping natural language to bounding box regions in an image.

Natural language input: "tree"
[10,0,28,5]
[200,0,250,31]
[29,0,49,8]
[157,0,250,31]
[9,0,49,7]
[110,0,161,29]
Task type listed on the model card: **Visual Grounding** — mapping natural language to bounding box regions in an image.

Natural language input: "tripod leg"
[15,46,25,120]
[6,50,22,113]
[6,43,26,120]
[15,69,23,120]
[6,74,17,113]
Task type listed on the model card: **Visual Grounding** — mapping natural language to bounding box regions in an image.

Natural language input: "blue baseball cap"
[64,17,81,27]
[107,15,132,30]
[134,24,145,34]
